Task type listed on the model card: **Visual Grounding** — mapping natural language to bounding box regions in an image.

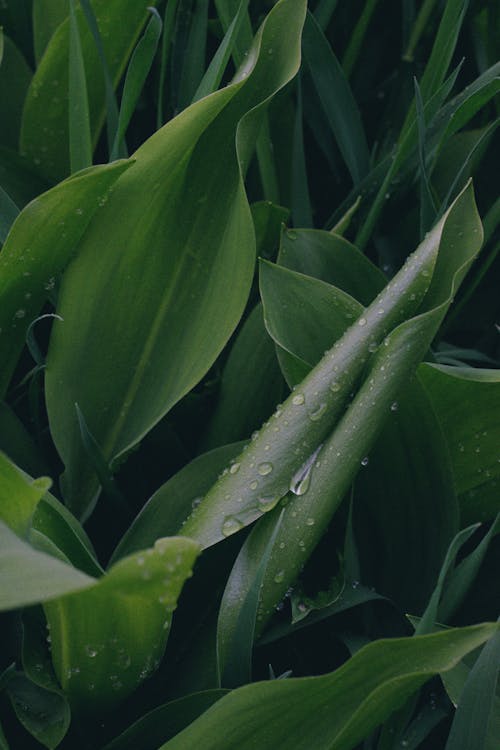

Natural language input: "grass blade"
[414,77,438,238]
[79,0,121,158]
[291,74,313,227]
[111,8,162,160]
[0,184,19,243]
[445,626,500,750]
[68,0,92,173]
[302,11,370,186]
[157,0,179,127]
[192,0,250,103]
[341,0,378,79]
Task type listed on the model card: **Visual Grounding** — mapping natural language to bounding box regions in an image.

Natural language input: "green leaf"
[183,183,481,554]
[111,442,244,563]
[158,624,499,750]
[5,671,69,749]
[217,509,284,688]
[68,0,92,173]
[302,11,370,185]
[45,0,307,521]
[176,0,209,111]
[445,627,500,750]
[110,7,163,160]
[200,305,284,451]
[291,74,313,227]
[192,0,250,104]
[0,183,19,245]
[0,402,47,477]
[419,364,500,524]
[0,158,133,399]
[20,1,156,181]
[32,0,68,64]
[102,690,229,750]
[44,536,200,711]
[0,35,32,151]
[0,521,96,611]
[0,452,50,538]
[442,646,500,750]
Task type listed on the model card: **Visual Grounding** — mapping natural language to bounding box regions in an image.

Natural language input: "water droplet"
[288,230,297,240]
[361,457,369,467]
[290,445,322,495]
[258,495,281,512]
[297,601,307,612]
[329,380,341,393]
[86,645,98,658]
[75,208,83,216]
[191,497,202,510]
[368,342,378,353]
[249,480,258,490]
[352,580,360,589]
[292,393,305,405]
[14,309,26,319]
[377,308,385,315]
[222,517,244,537]
[309,403,327,421]
[421,269,430,277]
[274,570,285,583]
[358,317,367,326]
[390,401,398,412]
[305,517,315,526]
[229,462,240,475]
[258,462,273,476]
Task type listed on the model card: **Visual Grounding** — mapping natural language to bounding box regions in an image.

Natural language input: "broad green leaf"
[102,690,229,750]
[32,0,68,64]
[302,12,370,185]
[111,442,244,563]
[182,183,481,553]
[45,0,307,521]
[0,452,50,538]
[44,536,200,711]
[110,8,163,160]
[200,305,285,451]
[419,364,500,523]
[0,521,96,610]
[445,627,500,750]
[0,158,133,399]
[20,1,156,181]
[68,0,92,173]
[5,671,69,749]
[278,228,386,304]
[159,624,498,750]
[0,36,32,151]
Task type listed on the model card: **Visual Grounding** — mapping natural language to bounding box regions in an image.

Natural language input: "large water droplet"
[258,462,273,476]
[222,517,244,537]
[229,462,240,475]
[290,445,322,495]
[292,393,305,405]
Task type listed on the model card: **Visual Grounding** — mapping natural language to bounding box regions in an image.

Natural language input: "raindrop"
[292,393,305,405]
[258,495,281,512]
[274,570,285,583]
[229,462,240,475]
[368,342,378,353]
[249,480,258,490]
[329,380,341,393]
[361,457,369,467]
[309,403,327,422]
[222,517,244,537]
[358,317,367,326]
[191,497,202,510]
[390,401,398,412]
[258,462,273,476]
[305,517,315,526]
[85,645,98,658]
[14,309,26,319]
[288,230,298,240]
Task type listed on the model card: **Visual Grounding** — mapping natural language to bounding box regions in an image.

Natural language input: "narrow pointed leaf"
[0,452,50,538]
[32,0,68,63]
[182,183,481,552]
[68,0,92,173]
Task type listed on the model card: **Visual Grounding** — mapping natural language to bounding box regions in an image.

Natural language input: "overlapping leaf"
[45,0,307,520]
